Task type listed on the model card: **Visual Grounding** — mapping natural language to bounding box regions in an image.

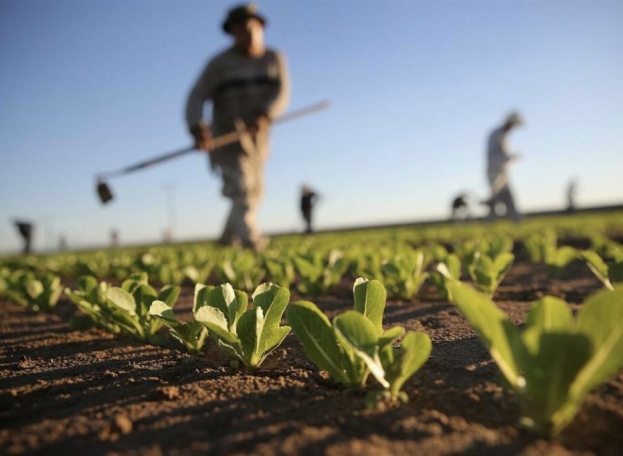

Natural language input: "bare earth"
[1,258,622,455]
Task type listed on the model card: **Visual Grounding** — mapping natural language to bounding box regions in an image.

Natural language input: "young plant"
[194,282,291,368]
[379,249,430,300]
[217,252,266,292]
[524,230,557,264]
[466,251,514,296]
[445,279,623,436]
[183,260,214,285]
[293,250,349,295]
[149,284,211,354]
[65,273,180,345]
[4,270,63,312]
[65,275,120,334]
[263,257,296,288]
[430,254,462,300]
[287,278,431,402]
[544,246,579,278]
[580,250,623,291]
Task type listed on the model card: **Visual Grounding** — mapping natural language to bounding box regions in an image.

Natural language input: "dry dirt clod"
[99,414,133,441]
[148,386,180,401]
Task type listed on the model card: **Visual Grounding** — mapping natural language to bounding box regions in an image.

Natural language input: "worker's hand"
[190,124,214,151]
[248,113,270,136]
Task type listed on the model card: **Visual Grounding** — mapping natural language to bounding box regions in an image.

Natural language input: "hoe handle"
[100,100,330,179]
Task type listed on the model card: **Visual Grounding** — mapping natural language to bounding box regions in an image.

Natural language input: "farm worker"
[185,3,290,251]
[483,112,523,221]
[300,184,318,234]
[13,220,33,254]
[566,178,578,212]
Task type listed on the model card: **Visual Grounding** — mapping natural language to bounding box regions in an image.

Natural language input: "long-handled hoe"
[96,101,329,204]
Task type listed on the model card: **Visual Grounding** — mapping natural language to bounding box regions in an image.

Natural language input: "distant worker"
[58,235,67,251]
[111,229,119,248]
[566,178,578,212]
[483,112,523,221]
[185,3,290,251]
[300,185,318,234]
[450,192,470,220]
[14,220,33,254]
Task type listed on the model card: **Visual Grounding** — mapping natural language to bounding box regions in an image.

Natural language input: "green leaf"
[494,253,515,278]
[206,284,247,330]
[193,283,210,313]
[580,251,609,280]
[158,285,180,309]
[149,300,180,327]
[518,329,592,436]
[385,331,432,400]
[26,280,44,299]
[237,306,264,367]
[334,311,384,387]
[195,305,240,347]
[286,301,349,384]
[262,325,291,354]
[446,254,462,279]
[525,297,574,336]
[333,311,379,352]
[106,287,137,316]
[353,278,386,335]
[378,326,405,351]
[252,283,290,353]
[571,288,623,400]
[446,280,522,387]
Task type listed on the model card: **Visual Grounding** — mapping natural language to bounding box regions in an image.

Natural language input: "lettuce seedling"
[65,275,120,334]
[446,279,623,436]
[264,257,296,288]
[293,250,349,295]
[183,261,214,284]
[66,273,180,344]
[217,252,266,292]
[194,282,291,368]
[379,249,430,300]
[5,270,63,312]
[524,230,557,264]
[430,254,462,300]
[287,278,431,401]
[149,284,212,354]
[544,246,579,278]
[580,250,623,291]
[466,251,514,296]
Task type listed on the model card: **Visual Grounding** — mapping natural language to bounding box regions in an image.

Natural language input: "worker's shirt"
[185,47,290,167]
[301,192,316,212]
[486,127,512,184]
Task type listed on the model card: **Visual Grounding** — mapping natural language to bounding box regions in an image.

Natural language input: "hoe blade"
[97,180,114,204]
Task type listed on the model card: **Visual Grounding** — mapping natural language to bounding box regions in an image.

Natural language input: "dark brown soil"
[1,260,622,456]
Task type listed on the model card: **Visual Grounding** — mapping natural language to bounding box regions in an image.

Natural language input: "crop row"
[2,216,622,439]
[2,261,622,438]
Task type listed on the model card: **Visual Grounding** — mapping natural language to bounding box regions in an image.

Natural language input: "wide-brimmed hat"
[505,111,524,126]
[222,3,267,34]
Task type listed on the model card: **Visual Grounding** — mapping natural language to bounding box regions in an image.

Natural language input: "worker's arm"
[185,60,217,150]
[264,51,291,121]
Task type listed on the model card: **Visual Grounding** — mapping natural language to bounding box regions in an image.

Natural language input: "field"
[1,213,623,455]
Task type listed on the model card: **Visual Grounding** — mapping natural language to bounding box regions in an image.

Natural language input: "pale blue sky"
[1,0,622,253]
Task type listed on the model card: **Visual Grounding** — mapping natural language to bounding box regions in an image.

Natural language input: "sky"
[1,0,622,254]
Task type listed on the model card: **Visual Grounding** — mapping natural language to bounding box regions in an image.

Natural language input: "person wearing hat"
[14,220,34,254]
[185,3,290,251]
[300,184,318,234]
[482,112,523,221]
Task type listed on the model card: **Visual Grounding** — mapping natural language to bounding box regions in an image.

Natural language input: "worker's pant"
[218,156,265,248]
[302,209,312,233]
[488,183,519,221]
